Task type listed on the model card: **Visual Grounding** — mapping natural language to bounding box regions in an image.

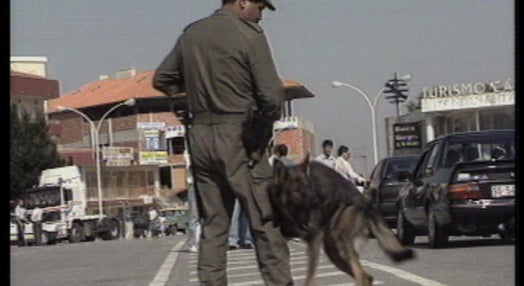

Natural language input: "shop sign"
[164,125,186,138]
[102,147,134,166]
[273,117,299,131]
[393,123,421,149]
[421,91,514,112]
[105,159,132,167]
[139,151,168,165]
[421,79,513,98]
[102,146,134,160]
[137,122,165,130]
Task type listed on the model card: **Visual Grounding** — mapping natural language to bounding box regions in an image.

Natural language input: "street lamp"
[57,98,136,220]
[331,75,410,165]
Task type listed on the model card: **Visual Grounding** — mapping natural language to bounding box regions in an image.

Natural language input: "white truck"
[11,166,121,245]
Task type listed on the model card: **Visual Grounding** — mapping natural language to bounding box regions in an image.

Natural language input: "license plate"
[491,185,515,198]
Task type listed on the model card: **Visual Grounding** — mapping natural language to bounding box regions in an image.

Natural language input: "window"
[479,109,514,130]
[146,171,155,186]
[129,171,146,187]
[369,161,383,180]
[169,137,186,155]
[426,143,441,171]
[414,143,440,178]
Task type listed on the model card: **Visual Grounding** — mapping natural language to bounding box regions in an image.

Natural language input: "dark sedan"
[364,155,419,227]
[396,130,515,248]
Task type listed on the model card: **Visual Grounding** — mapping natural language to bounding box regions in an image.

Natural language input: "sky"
[10,0,515,174]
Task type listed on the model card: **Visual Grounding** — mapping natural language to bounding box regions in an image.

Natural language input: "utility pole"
[384,72,410,117]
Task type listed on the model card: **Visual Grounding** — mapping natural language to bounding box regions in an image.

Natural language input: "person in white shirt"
[334,145,367,189]
[158,213,166,237]
[314,139,336,169]
[148,207,159,238]
[14,199,28,247]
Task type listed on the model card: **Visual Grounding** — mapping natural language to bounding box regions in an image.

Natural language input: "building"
[10,56,60,119]
[387,79,514,156]
[46,68,316,216]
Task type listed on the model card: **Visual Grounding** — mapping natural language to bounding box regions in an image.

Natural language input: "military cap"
[264,0,276,11]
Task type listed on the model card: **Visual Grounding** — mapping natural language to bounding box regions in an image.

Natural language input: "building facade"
[387,79,514,157]
[10,56,60,119]
[46,68,316,216]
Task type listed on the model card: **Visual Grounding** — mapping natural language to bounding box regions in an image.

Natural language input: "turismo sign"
[421,79,513,98]
[421,79,514,112]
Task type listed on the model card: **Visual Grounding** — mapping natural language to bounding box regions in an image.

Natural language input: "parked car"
[364,155,419,227]
[396,130,515,248]
[159,207,189,235]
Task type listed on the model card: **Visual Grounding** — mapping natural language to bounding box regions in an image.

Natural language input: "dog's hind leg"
[304,232,323,286]
[325,207,374,286]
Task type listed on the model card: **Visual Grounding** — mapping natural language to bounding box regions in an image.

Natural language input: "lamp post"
[331,75,410,165]
[57,98,136,220]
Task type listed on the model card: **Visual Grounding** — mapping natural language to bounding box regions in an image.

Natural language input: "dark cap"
[265,0,276,11]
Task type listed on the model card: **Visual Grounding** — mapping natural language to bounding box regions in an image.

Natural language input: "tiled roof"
[47,70,313,113]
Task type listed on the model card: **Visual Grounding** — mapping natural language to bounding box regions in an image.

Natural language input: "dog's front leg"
[304,232,323,286]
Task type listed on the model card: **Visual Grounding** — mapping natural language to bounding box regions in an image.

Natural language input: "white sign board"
[164,125,186,138]
[137,122,165,130]
[421,91,514,112]
[139,151,168,165]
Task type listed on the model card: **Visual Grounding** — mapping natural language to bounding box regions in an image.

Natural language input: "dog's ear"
[273,159,287,182]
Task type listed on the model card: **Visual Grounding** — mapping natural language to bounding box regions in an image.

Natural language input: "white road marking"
[149,240,185,286]
[362,261,448,286]
[185,240,449,286]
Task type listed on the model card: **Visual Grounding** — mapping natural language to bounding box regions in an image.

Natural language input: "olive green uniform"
[153,8,293,286]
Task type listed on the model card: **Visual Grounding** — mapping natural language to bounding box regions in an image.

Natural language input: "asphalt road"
[10,234,516,286]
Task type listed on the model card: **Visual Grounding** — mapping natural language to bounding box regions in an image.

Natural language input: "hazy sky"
[10,1,514,174]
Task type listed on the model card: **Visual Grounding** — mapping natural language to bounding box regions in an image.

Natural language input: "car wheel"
[499,231,515,242]
[169,225,178,236]
[396,208,416,245]
[83,222,96,241]
[101,219,120,240]
[69,223,84,243]
[427,210,448,248]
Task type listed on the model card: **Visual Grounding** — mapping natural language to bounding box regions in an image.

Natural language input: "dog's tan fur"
[268,155,415,286]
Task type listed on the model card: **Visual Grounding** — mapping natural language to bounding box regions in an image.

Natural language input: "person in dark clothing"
[153,1,293,285]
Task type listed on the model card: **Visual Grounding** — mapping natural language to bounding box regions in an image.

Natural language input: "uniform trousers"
[189,123,293,286]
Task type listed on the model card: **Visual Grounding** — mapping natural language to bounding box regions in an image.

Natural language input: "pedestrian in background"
[315,139,336,169]
[228,199,253,250]
[153,0,294,284]
[334,145,367,191]
[14,199,28,247]
[186,172,201,253]
[148,207,158,238]
[30,204,44,246]
[269,144,295,167]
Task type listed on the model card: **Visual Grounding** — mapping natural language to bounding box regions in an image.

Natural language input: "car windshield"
[385,157,418,178]
[442,132,515,167]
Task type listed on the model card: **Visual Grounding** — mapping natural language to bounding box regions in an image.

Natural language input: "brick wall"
[274,128,315,164]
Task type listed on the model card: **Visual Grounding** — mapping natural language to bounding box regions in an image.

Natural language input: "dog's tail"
[366,207,415,262]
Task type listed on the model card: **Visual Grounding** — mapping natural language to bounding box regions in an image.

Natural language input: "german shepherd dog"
[268,156,415,286]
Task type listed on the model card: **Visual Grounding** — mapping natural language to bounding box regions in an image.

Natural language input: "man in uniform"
[153,1,293,285]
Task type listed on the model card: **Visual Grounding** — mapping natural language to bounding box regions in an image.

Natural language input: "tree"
[10,104,65,199]
[405,92,422,113]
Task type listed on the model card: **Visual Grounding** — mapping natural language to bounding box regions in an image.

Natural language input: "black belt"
[191,112,248,125]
